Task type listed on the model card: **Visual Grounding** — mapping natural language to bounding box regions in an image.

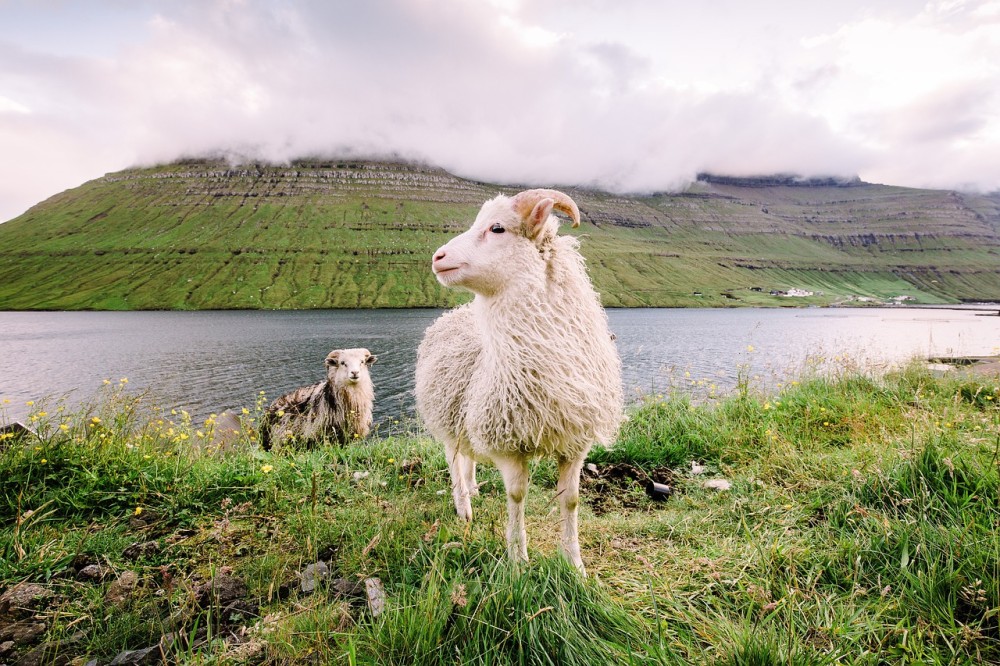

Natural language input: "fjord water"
[2,307,998,425]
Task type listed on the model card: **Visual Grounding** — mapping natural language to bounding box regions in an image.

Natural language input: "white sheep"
[415,189,623,572]
[261,348,377,449]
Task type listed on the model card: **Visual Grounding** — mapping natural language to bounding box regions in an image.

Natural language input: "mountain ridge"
[1,158,998,309]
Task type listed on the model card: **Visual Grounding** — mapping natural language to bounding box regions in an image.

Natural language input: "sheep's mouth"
[433,264,464,282]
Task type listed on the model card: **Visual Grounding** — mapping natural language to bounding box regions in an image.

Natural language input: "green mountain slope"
[1,159,999,309]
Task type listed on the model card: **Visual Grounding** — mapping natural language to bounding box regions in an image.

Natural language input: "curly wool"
[416,234,622,461]
[263,357,374,448]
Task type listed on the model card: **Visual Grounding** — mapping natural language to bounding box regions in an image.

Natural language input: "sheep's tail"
[512,189,580,228]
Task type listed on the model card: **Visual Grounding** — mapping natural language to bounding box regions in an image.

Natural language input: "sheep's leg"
[492,454,530,563]
[557,456,586,574]
[464,457,479,496]
[444,437,473,521]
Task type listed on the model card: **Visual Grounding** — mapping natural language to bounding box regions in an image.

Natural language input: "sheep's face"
[431,191,578,297]
[325,348,377,386]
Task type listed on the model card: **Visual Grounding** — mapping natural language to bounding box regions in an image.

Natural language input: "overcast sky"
[1,0,999,222]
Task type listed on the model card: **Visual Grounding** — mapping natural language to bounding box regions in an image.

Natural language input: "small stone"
[1,640,15,658]
[0,620,46,645]
[365,578,385,618]
[193,574,246,608]
[0,584,53,619]
[690,462,706,475]
[703,479,732,491]
[76,564,105,582]
[585,463,599,475]
[352,471,369,481]
[104,571,139,606]
[108,645,161,666]
[122,540,161,561]
[330,578,366,599]
[11,632,84,666]
[299,562,330,594]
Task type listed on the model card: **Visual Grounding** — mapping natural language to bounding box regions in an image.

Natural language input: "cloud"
[1,0,999,222]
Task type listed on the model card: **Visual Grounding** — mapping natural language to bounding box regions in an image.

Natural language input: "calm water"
[2,307,998,424]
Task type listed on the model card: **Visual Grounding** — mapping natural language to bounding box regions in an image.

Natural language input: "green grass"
[1,160,999,309]
[1,363,998,664]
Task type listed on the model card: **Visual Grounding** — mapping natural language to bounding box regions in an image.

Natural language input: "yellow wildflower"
[388,458,395,464]
[26,400,34,406]
[261,464,274,473]
[59,424,69,432]
[103,379,111,385]
[40,458,47,464]
[134,507,143,516]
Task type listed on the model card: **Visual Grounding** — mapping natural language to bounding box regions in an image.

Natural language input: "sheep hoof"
[454,501,473,522]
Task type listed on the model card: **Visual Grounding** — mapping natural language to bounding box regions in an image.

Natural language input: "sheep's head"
[431,189,580,296]
[325,348,377,386]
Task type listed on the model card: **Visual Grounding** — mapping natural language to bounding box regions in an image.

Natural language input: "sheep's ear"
[365,354,377,366]
[523,198,555,240]
[325,351,341,366]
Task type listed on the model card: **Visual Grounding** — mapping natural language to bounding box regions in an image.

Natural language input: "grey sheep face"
[325,348,377,386]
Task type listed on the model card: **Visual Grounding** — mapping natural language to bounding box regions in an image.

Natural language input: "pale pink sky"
[1,0,999,222]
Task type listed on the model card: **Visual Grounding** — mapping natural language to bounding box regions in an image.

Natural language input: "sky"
[1,0,999,223]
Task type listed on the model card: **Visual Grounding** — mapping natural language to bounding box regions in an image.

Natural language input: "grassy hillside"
[1,362,997,663]
[1,160,999,309]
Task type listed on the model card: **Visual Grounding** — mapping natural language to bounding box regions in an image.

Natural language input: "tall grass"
[1,361,997,664]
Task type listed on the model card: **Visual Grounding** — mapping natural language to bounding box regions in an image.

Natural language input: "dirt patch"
[581,463,677,516]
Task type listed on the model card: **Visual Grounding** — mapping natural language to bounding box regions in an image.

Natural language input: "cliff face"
[0,159,998,309]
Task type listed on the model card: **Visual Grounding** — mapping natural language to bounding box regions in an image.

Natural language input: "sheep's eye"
[489,223,505,234]
[341,361,348,366]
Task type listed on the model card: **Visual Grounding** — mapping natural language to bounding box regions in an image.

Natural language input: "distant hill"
[1,159,998,309]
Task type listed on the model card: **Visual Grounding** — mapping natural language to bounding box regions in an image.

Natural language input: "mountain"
[1,159,998,309]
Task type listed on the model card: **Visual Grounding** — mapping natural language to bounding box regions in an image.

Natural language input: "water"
[2,307,998,425]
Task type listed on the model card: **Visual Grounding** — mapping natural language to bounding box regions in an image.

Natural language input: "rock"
[690,462,706,475]
[193,574,246,608]
[330,578,366,599]
[76,565,105,583]
[0,620,46,644]
[11,632,84,666]
[703,479,732,491]
[1,640,15,658]
[128,510,160,530]
[122,541,161,561]
[299,562,330,594]
[0,584,53,619]
[104,571,139,606]
[585,463,599,475]
[108,645,162,666]
[365,578,385,618]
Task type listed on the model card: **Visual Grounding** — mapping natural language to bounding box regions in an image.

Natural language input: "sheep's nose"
[433,249,447,264]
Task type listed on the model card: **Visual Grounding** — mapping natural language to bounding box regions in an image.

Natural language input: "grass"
[1,362,998,664]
